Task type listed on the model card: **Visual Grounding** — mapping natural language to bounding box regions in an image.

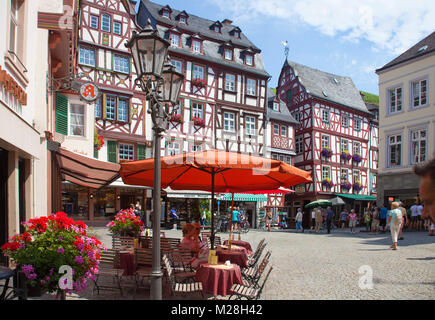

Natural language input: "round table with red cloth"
[216,248,249,268]
[217,244,248,255]
[223,240,253,254]
[195,263,243,296]
[118,251,135,276]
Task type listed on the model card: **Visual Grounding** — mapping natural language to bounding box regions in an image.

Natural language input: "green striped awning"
[220,193,268,202]
[334,193,376,201]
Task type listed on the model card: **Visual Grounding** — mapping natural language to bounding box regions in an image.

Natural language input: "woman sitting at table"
[178,223,208,268]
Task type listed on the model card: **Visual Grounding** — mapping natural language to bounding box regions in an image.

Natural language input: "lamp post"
[126,20,184,300]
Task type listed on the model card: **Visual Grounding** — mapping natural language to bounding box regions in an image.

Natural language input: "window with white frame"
[273,102,280,112]
[171,33,180,47]
[354,118,362,131]
[285,156,291,164]
[168,141,181,156]
[223,112,235,132]
[272,154,278,160]
[341,115,349,128]
[95,98,102,118]
[321,109,330,123]
[78,47,96,67]
[192,40,201,53]
[101,14,111,32]
[411,129,427,164]
[113,21,122,35]
[321,135,330,149]
[245,116,256,135]
[119,144,134,161]
[247,79,256,96]
[171,59,183,73]
[411,79,427,107]
[388,134,402,166]
[192,144,203,152]
[170,99,182,115]
[179,16,186,24]
[293,111,302,123]
[105,96,117,120]
[245,54,253,66]
[69,104,85,136]
[192,102,203,119]
[162,10,170,18]
[353,141,361,155]
[224,49,233,60]
[281,125,287,137]
[117,98,129,122]
[193,64,204,80]
[353,170,360,183]
[341,139,349,152]
[225,74,235,91]
[295,135,303,154]
[234,31,240,38]
[90,15,99,29]
[113,54,130,74]
[214,25,220,33]
[322,166,331,180]
[9,0,19,54]
[341,169,348,182]
[273,124,279,135]
[388,87,402,113]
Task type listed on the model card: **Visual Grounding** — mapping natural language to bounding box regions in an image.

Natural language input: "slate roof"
[137,0,270,77]
[266,88,299,124]
[376,31,435,73]
[284,59,370,114]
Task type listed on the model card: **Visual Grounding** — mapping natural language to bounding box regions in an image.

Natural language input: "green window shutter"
[93,148,98,159]
[107,141,117,163]
[286,89,292,104]
[137,144,146,160]
[55,93,68,135]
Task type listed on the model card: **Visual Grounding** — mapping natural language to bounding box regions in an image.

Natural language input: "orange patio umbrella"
[120,149,311,249]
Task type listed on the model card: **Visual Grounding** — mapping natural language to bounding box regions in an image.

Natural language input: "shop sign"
[0,65,27,105]
[295,184,305,195]
[80,82,100,102]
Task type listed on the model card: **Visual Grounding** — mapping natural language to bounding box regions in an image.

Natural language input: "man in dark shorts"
[379,205,387,232]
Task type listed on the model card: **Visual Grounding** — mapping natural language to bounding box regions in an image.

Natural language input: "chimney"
[222,19,233,25]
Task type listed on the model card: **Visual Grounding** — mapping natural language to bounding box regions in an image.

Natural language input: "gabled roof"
[266,88,299,124]
[376,31,435,73]
[284,59,369,114]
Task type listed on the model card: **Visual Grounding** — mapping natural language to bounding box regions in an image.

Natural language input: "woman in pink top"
[348,209,358,234]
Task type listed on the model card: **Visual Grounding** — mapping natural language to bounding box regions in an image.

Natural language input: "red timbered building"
[135,1,270,223]
[277,59,377,220]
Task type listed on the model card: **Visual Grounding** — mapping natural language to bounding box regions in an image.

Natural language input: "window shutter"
[107,140,117,163]
[93,148,98,159]
[55,93,68,135]
[137,144,146,160]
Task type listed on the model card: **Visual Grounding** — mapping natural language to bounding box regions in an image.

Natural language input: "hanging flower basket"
[170,114,183,123]
[94,132,104,151]
[106,208,144,238]
[192,116,205,127]
[191,78,207,88]
[352,154,362,163]
[353,181,362,191]
[321,147,333,158]
[1,212,105,297]
[341,151,352,161]
[341,181,352,190]
[322,178,334,189]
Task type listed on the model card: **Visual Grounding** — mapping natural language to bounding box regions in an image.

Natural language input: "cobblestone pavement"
[27,225,435,300]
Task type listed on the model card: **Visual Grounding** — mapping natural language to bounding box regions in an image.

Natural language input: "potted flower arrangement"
[170,113,183,123]
[340,150,352,161]
[353,181,362,192]
[352,153,362,163]
[1,212,105,298]
[191,78,207,89]
[340,181,352,191]
[321,178,334,189]
[106,208,144,237]
[94,130,104,151]
[321,147,333,158]
[192,116,205,127]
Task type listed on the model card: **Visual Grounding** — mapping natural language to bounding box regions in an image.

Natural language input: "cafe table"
[216,244,248,255]
[223,240,253,254]
[216,248,249,268]
[118,250,135,276]
[195,263,243,297]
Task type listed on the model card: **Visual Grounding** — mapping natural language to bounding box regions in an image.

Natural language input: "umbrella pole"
[210,170,215,251]
[229,192,235,249]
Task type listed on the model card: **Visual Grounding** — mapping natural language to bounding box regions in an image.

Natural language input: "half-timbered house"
[277,59,376,221]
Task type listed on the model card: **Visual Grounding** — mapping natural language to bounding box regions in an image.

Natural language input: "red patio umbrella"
[120,149,311,249]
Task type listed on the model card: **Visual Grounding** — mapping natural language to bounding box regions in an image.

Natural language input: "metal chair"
[92,249,124,296]
[229,266,273,300]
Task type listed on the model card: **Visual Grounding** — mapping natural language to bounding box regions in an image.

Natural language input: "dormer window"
[192,39,201,53]
[170,33,180,47]
[162,10,170,18]
[230,27,242,38]
[245,54,253,66]
[160,5,172,19]
[214,26,220,33]
[210,21,222,33]
[273,102,279,112]
[176,10,189,24]
[224,49,233,60]
[234,31,239,38]
[180,16,186,23]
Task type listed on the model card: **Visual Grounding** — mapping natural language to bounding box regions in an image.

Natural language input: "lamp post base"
[150,271,163,300]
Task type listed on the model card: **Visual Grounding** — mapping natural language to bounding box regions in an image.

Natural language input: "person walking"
[371,206,380,234]
[295,208,304,233]
[417,203,424,231]
[340,209,348,229]
[364,208,372,232]
[379,205,388,233]
[314,207,323,233]
[170,208,178,230]
[232,207,240,232]
[310,209,316,232]
[326,206,334,234]
[200,208,207,230]
[265,208,273,232]
[410,202,419,230]
[348,209,357,234]
[387,202,403,250]
[398,202,407,240]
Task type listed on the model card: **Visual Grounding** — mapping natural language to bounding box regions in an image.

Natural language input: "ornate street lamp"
[126,19,184,300]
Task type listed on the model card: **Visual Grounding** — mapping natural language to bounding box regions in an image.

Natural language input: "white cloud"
[208,0,435,55]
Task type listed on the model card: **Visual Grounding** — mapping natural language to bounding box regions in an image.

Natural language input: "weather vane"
[282,40,289,58]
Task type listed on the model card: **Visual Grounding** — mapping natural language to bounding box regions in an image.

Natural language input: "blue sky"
[146,0,435,95]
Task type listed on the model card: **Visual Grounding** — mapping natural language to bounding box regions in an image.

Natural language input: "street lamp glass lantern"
[161,63,184,105]
[125,21,170,79]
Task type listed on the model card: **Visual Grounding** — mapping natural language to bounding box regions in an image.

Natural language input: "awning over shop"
[334,193,376,201]
[56,147,120,189]
[220,193,268,202]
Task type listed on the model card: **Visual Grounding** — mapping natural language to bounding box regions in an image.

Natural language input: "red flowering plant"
[191,78,207,88]
[1,212,105,295]
[94,129,104,151]
[192,116,205,127]
[170,113,183,123]
[106,208,144,237]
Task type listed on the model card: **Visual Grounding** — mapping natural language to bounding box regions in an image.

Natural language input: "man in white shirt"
[417,203,424,231]
[410,203,419,230]
[295,208,304,233]
[310,209,316,232]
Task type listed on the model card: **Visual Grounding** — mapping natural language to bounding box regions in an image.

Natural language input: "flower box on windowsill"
[322,178,334,189]
[321,147,333,158]
[340,182,352,191]
[192,117,205,127]
[170,114,183,123]
[352,154,362,163]
[340,151,352,161]
[353,182,362,192]
[191,78,207,88]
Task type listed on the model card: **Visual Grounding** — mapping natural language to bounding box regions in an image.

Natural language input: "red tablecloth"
[119,251,135,276]
[217,244,248,255]
[195,263,243,296]
[216,249,249,268]
[223,240,253,254]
